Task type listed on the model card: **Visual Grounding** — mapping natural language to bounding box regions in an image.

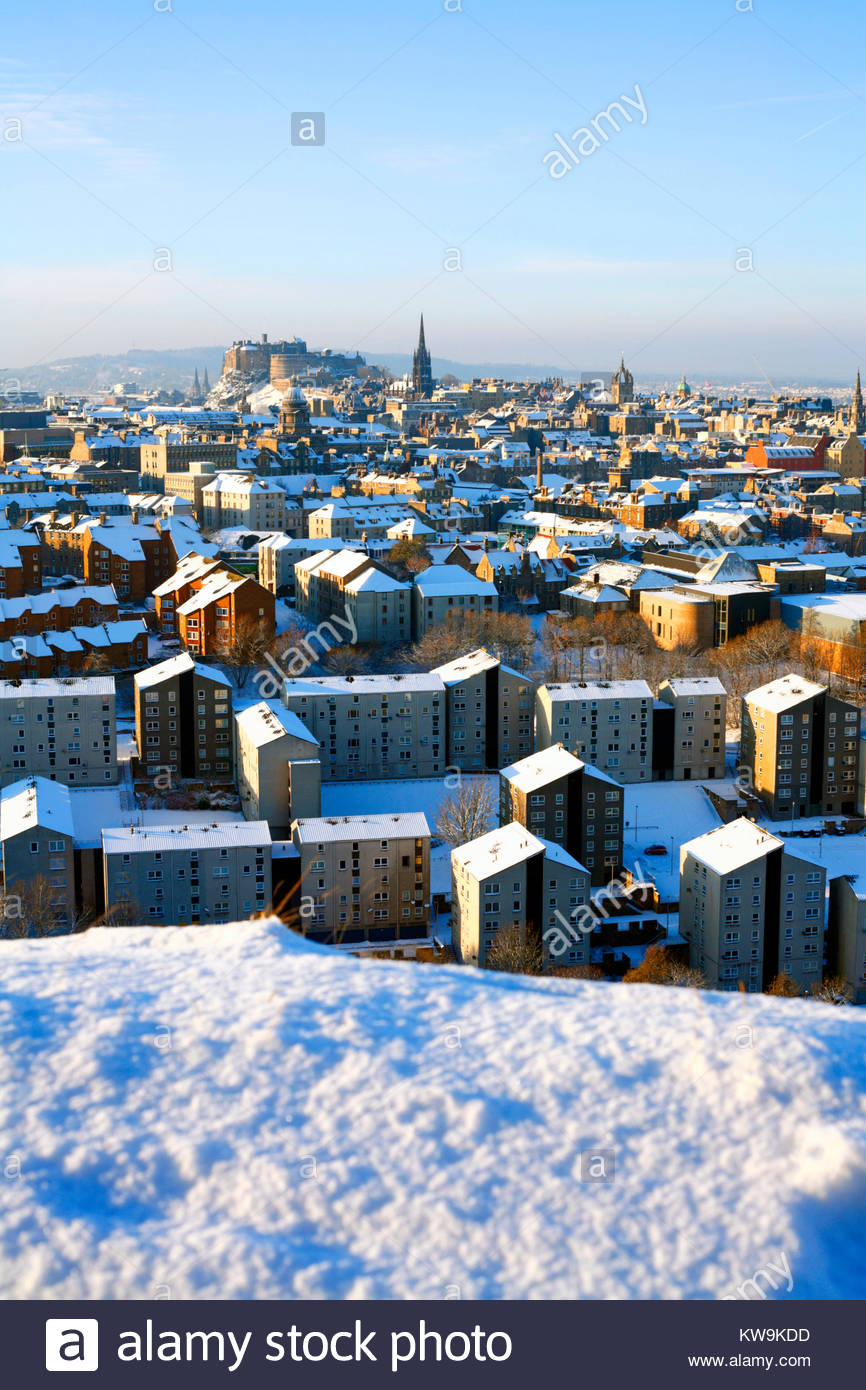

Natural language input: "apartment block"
[679,817,825,992]
[536,679,653,783]
[0,776,77,929]
[235,701,321,836]
[201,473,289,531]
[154,553,276,656]
[102,821,272,926]
[451,822,591,970]
[140,439,237,483]
[0,676,116,787]
[433,648,535,772]
[740,674,861,818]
[828,874,866,1004]
[500,743,623,885]
[412,564,498,638]
[294,549,411,645]
[282,674,445,781]
[654,677,727,781]
[258,536,365,597]
[134,653,233,782]
[288,811,430,944]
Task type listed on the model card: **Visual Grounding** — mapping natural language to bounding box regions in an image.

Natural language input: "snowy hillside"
[205,368,274,411]
[1,920,865,1300]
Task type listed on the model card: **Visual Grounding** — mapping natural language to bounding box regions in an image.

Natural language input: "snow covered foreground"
[1,921,865,1301]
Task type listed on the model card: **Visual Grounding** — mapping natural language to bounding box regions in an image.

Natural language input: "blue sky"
[0,0,863,378]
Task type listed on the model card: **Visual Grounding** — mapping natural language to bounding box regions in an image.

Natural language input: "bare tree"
[410,610,534,672]
[98,896,145,928]
[435,779,494,847]
[741,618,794,683]
[622,944,707,988]
[388,538,432,576]
[0,875,90,939]
[215,618,275,690]
[538,614,600,682]
[486,922,543,975]
[766,971,804,998]
[547,962,605,980]
[322,642,374,675]
[810,974,854,1005]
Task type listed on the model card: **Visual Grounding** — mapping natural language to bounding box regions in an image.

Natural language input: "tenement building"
[451,822,591,970]
[134,653,233,782]
[288,812,431,944]
[499,743,623,885]
[679,817,825,992]
[102,822,272,926]
[654,677,727,780]
[0,676,116,786]
[433,648,535,772]
[740,674,862,818]
[234,701,321,836]
[281,674,445,781]
[535,679,653,783]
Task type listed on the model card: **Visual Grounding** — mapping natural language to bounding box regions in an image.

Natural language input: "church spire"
[412,313,433,398]
[203,366,211,396]
[192,367,201,402]
[851,369,864,433]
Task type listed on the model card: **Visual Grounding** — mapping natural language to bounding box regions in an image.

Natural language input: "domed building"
[675,373,692,399]
[279,384,310,439]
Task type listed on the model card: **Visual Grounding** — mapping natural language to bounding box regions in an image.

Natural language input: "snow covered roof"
[451,821,545,877]
[542,678,653,701]
[343,567,409,594]
[781,592,866,622]
[134,653,227,690]
[500,743,584,792]
[235,701,318,748]
[0,675,114,700]
[103,822,271,854]
[284,673,445,698]
[563,583,629,604]
[413,564,497,597]
[177,572,247,615]
[661,677,726,698]
[134,652,194,687]
[152,552,222,594]
[681,817,785,875]
[744,673,826,713]
[0,776,74,841]
[293,812,430,844]
[432,647,498,683]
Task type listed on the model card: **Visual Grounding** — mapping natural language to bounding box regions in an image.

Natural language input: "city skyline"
[0,0,863,375]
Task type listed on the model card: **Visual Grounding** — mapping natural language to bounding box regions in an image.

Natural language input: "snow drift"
[1,919,865,1299]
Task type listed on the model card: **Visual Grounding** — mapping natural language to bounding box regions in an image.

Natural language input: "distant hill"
[1,344,853,398]
[0,346,226,396]
[366,353,592,383]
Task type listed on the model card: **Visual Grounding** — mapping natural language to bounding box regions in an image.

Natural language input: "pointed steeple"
[203,366,211,395]
[851,369,864,433]
[193,367,201,401]
[412,313,434,398]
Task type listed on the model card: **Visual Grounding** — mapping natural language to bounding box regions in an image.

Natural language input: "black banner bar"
[12,1299,859,1386]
